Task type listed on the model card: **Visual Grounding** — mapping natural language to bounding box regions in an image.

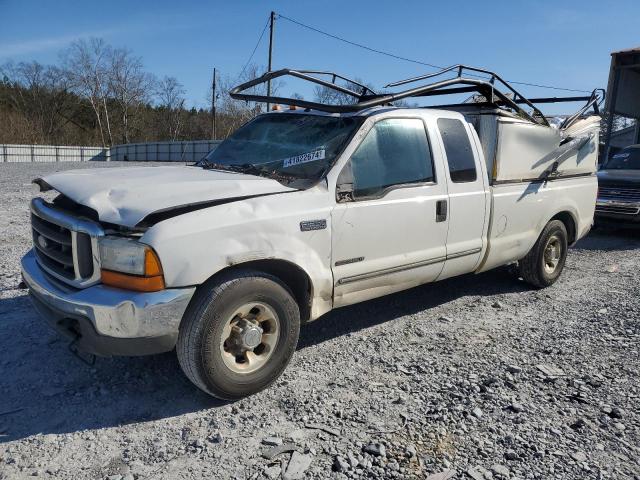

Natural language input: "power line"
[276,12,591,94]
[277,13,442,70]
[236,15,271,83]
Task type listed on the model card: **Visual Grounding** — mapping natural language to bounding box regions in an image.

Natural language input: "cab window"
[437,118,477,183]
[347,118,434,199]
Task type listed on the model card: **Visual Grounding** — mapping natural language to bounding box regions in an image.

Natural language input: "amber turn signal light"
[101,248,165,292]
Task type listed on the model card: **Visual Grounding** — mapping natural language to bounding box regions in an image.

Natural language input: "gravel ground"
[0,162,638,480]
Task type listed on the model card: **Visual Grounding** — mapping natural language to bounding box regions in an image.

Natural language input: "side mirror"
[336,162,355,203]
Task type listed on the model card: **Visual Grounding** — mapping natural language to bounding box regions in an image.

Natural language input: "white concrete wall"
[109,141,220,162]
[0,141,221,163]
[1,144,108,162]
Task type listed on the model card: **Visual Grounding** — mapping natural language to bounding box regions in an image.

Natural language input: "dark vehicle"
[596,145,640,226]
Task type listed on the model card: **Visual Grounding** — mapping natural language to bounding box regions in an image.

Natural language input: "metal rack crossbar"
[385,64,550,125]
[229,65,604,128]
[559,88,605,129]
[229,69,377,112]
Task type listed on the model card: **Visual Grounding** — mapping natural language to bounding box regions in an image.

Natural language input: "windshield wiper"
[226,163,300,183]
[199,161,274,178]
[225,163,268,176]
[197,159,231,171]
[200,160,301,184]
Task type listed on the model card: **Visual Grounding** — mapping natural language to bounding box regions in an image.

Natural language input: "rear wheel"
[518,220,568,288]
[177,269,300,400]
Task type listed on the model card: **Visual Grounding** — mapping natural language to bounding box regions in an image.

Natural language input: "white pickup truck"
[21,67,602,399]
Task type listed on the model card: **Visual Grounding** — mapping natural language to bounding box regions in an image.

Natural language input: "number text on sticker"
[283,149,326,168]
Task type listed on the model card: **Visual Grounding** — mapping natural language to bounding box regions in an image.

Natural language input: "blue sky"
[1,0,638,112]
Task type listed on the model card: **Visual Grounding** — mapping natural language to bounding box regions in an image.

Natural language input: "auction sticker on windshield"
[283,149,326,168]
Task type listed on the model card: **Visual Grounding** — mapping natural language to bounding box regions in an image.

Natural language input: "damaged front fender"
[141,187,335,321]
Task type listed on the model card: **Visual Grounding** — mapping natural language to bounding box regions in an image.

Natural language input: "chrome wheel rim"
[219,302,280,374]
[543,235,562,275]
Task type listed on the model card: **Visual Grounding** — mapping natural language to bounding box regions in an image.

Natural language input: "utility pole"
[211,68,217,139]
[266,11,276,111]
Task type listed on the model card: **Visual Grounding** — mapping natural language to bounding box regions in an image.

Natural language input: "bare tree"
[212,64,285,138]
[0,61,73,143]
[0,45,313,145]
[62,38,113,146]
[313,78,373,105]
[156,76,186,141]
[108,48,154,143]
[313,79,419,109]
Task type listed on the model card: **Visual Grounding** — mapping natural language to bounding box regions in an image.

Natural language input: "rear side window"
[348,118,434,199]
[437,118,477,183]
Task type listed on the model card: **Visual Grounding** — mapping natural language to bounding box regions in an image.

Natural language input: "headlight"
[98,236,165,292]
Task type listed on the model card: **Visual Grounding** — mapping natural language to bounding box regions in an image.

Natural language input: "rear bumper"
[21,249,195,356]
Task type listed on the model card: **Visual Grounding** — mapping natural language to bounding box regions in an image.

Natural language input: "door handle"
[436,199,447,222]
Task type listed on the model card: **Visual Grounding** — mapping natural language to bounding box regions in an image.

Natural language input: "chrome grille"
[31,213,74,278]
[598,186,640,202]
[30,197,104,288]
[595,204,640,215]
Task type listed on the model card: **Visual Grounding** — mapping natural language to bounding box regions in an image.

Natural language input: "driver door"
[331,117,449,307]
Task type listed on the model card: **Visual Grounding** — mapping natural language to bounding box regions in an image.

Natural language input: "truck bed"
[447,106,600,274]
[480,175,597,273]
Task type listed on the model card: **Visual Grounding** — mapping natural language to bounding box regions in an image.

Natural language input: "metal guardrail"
[0,141,221,163]
[1,144,108,163]
[109,141,220,162]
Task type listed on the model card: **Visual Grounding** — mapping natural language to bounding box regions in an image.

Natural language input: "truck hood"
[36,165,296,228]
[597,169,640,187]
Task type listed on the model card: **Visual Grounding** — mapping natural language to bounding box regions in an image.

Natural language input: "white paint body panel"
[493,116,600,182]
[331,185,449,306]
[494,119,562,181]
[330,112,449,306]
[39,166,294,228]
[142,185,335,320]
[478,176,597,273]
[434,115,490,281]
[39,107,599,323]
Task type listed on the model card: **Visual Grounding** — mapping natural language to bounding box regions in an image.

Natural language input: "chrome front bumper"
[21,249,195,356]
[595,198,640,223]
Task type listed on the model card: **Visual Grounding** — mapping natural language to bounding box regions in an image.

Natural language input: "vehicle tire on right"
[518,219,568,288]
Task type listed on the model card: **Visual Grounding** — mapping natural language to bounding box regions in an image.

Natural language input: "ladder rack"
[229,65,604,128]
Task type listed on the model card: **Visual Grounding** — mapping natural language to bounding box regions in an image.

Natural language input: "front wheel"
[177,269,300,400]
[518,220,568,288]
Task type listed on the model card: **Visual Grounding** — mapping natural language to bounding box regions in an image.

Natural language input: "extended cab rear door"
[330,115,449,307]
[434,115,490,279]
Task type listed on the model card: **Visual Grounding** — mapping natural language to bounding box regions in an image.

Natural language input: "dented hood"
[37,165,295,228]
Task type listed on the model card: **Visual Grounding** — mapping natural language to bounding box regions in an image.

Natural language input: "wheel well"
[550,211,577,244]
[213,260,313,322]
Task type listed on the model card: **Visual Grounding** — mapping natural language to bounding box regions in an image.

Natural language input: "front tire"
[518,220,568,288]
[177,269,300,400]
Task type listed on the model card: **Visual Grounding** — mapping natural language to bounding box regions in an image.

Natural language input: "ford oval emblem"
[37,235,49,249]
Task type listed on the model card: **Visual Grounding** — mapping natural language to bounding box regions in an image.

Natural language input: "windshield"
[199,113,363,187]
[605,147,640,170]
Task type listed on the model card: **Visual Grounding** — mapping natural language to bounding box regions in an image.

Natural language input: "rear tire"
[518,220,568,288]
[177,269,300,400]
